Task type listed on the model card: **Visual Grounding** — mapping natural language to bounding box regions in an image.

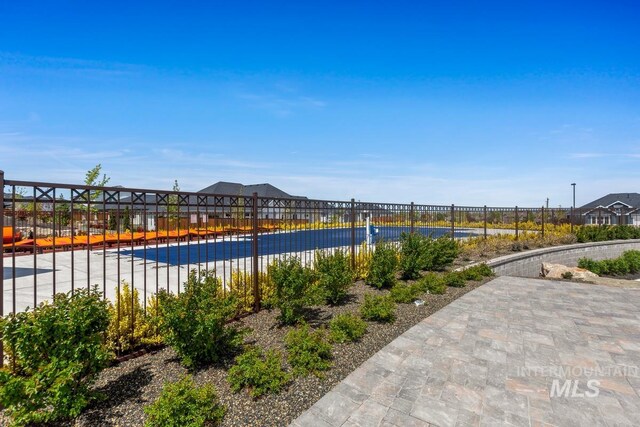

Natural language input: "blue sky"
[1,1,639,207]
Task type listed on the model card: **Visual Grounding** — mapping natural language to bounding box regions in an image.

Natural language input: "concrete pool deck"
[291,276,640,427]
[1,238,308,312]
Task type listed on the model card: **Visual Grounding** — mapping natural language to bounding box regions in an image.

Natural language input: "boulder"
[541,263,599,280]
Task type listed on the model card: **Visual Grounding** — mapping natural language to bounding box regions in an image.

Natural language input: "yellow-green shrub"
[226,270,273,314]
[354,242,372,280]
[107,282,162,354]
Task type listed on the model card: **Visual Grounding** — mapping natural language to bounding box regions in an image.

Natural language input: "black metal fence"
[1,171,587,360]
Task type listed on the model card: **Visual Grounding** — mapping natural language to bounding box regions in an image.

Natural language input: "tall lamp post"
[571,183,576,232]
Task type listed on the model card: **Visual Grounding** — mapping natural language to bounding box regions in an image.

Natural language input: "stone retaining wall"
[487,240,640,278]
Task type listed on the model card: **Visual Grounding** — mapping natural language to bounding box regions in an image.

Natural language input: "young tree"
[81,165,111,226]
[84,164,110,203]
[108,213,118,232]
[122,206,131,231]
[167,180,180,230]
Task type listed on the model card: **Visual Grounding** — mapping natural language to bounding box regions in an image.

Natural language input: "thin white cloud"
[236,85,326,117]
[569,152,608,159]
[0,51,148,80]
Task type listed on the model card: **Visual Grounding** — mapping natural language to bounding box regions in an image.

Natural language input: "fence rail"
[1,171,590,362]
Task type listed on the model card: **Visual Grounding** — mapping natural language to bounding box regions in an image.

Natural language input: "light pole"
[571,183,576,232]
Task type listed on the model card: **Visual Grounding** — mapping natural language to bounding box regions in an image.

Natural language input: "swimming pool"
[119,226,476,266]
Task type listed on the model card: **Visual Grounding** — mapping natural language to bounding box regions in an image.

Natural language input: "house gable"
[581,193,640,210]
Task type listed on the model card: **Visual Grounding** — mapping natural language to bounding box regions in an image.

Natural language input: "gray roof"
[581,193,640,209]
[197,181,245,196]
[197,182,303,199]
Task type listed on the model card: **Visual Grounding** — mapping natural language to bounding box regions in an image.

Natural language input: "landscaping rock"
[541,263,599,280]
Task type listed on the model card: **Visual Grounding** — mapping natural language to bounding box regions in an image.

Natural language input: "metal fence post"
[450,204,455,238]
[0,170,4,366]
[483,205,487,239]
[515,206,519,240]
[252,192,260,312]
[570,206,574,233]
[541,206,545,238]
[350,198,356,269]
[410,202,415,233]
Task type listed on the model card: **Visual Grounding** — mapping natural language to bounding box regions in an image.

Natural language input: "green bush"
[367,241,399,289]
[443,271,466,288]
[578,250,640,276]
[227,346,290,398]
[459,263,494,281]
[360,294,396,323]
[389,282,423,303]
[623,250,640,273]
[0,287,111,426]
[577,257,602,275]
[158,270,246,368]
[399,232,428,280]
[285,324,333,377]
[144,375,225,427]
[423,236,459,271]
[269,257,314,325]
[576,225,640,243]
[314,249,355,304]
[329,313,367,343]
[417,273,447,294]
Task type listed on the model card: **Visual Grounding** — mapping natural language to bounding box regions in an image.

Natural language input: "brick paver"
[291,276,640,427]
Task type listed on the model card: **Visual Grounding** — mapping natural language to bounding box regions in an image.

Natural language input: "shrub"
[578,250,640,276]
[577,257,602,275]
[623,250,640,273]
[561,271,574,280]
[443,271,466,288]
[314,249,355,304]
[354,242,373,280]
[389,282,422,303]
[329,313,367,343]
[459,263,494,281]
[158,270,246,368]
[269,257,314,325]
[576,225,640,243]
[360,294,396,323]
[144,375,225,427]
[0,287,111,426]
[107,281,162,354]
[227,270,273,314]
[227,346,290,398]
[285,324,333,377]
[399,232,428,280]
[367,241,399,289]
[423,236,459,271]
[417,273,447,294]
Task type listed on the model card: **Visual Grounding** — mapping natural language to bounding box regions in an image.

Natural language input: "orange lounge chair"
[3,226,22,244]
[3,238,35,252]
[168,230,189,241]
[188,228,221,239]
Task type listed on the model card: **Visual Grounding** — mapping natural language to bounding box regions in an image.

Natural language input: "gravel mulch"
[1,277,490,427]
[79,278,488,427]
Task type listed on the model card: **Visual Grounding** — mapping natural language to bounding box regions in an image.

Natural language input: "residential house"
[580,193,640,226]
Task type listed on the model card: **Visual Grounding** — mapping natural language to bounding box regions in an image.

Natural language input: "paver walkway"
[291,276,640,426]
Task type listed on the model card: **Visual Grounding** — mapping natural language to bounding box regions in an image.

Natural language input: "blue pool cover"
[119,226,475,266]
